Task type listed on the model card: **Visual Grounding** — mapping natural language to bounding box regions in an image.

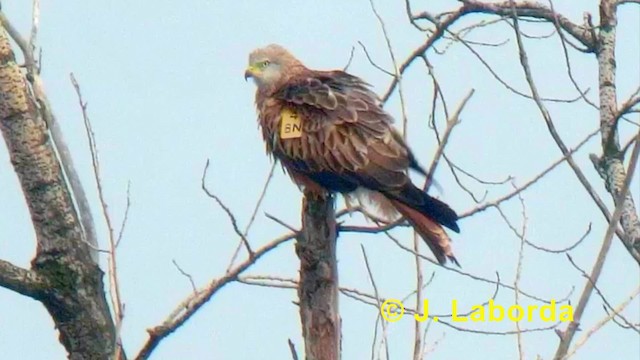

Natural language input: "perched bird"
[245,44,461,265]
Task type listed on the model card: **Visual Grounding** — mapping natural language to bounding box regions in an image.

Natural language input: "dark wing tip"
[428,196,460,233]
[447,255,461,268]
[448,220,461,233]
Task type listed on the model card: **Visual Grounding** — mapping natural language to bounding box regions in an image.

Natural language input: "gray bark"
[590,0,640,261]
[0,25,116,359]
[297,193,341,360]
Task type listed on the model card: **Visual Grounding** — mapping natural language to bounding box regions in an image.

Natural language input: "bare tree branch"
[565,254,640,333]
[0,260,46,299]
[459,0,596,50]
[202,159,254,256]
[588,0,640,262]
[0,21,116,359]
[554,129,640,358]
[288,339,300,360]
[506,1,640,265]
[71,72,128,359]
[0,8,100,264]
[367,0,409,135]
[460,127,599,218]
[360,246,389,360]
[564,286,640,359]
[526,223,592,254]
[616,0,640,5]
[425,90,474,191]
[134,233,294,359]
[226,161,276,270]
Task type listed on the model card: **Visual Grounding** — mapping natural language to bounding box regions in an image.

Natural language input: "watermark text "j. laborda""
[380,299,573,323]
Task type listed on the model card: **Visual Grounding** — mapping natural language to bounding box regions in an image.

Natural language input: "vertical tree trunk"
[297,192,341,360]
[0,26,116,359]
[591,0,640,257]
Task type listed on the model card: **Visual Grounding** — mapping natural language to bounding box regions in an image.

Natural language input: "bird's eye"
[260,60,270,68]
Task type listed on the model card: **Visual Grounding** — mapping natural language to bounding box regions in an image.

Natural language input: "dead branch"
[360,246,389,359]
[0,8,100,264]
[0,260,47,298]
[288,339,300,360]
[526,223,592,254]
[297,193,340,360]
[457,0,595,50]
[565,254,639,333]
[389,0,597,102]
[554,128,640,359]
[507,3,640,266]
[547,0,597,108]
[201,159,254,256]
[382,5,473,102]
[588,0,640,262]
[616,0,640,5]
[460,127,598,218]
[70,74,126,360]
[367,0,409,134]
[226,161,276,270]
[425,90,475,191]
[564,286,640,359]
[171,259,198,294]
[0,19,116,358]
[412,233,424,360]
[134,232,294,359]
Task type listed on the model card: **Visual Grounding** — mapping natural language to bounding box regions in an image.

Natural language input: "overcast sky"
[0,1,638,359]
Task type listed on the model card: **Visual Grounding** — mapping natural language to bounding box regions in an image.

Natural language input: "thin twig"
[385,231,570,304]
[367,0,410,136]
[265,212,299,233]
[460,127,599,218]
[526,223,592,253]
[70,73,124,360]
[425,90,474,191]
[513,186,527,360]
[171,259,197,294]
[412,231,423,360]
[508,1,628,263]
[357,41,394,77]
[115,182,131,248]
[29,0,39,62]
[547,0,597,109]
[288,339,299,360]
[361,245,389,360]
[343,45,356,71]
[226,161,276,270]
[565,254,640,333]
[201,159,254,256]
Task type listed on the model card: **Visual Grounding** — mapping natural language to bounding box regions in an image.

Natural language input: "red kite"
[245,44,460,265]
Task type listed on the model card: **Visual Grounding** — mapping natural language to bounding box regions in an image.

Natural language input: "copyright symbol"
[380,299,405,322]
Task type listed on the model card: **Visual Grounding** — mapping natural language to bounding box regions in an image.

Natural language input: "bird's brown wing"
[275,70,421,170]
[274,70,459,233]
[277,71,393,134]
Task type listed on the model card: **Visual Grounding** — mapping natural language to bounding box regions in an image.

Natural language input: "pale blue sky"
[0,1,638,359]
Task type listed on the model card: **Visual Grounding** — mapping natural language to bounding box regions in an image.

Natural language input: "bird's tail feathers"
[395,185,460,233]
[389,199,459,266]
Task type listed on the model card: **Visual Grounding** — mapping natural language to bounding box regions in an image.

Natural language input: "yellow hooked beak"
[244,65,258,81]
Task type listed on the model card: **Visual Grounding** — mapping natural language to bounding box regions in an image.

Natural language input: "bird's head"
[245,44,301,88]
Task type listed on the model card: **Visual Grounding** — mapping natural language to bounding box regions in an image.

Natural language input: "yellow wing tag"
[280,108,302,139]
